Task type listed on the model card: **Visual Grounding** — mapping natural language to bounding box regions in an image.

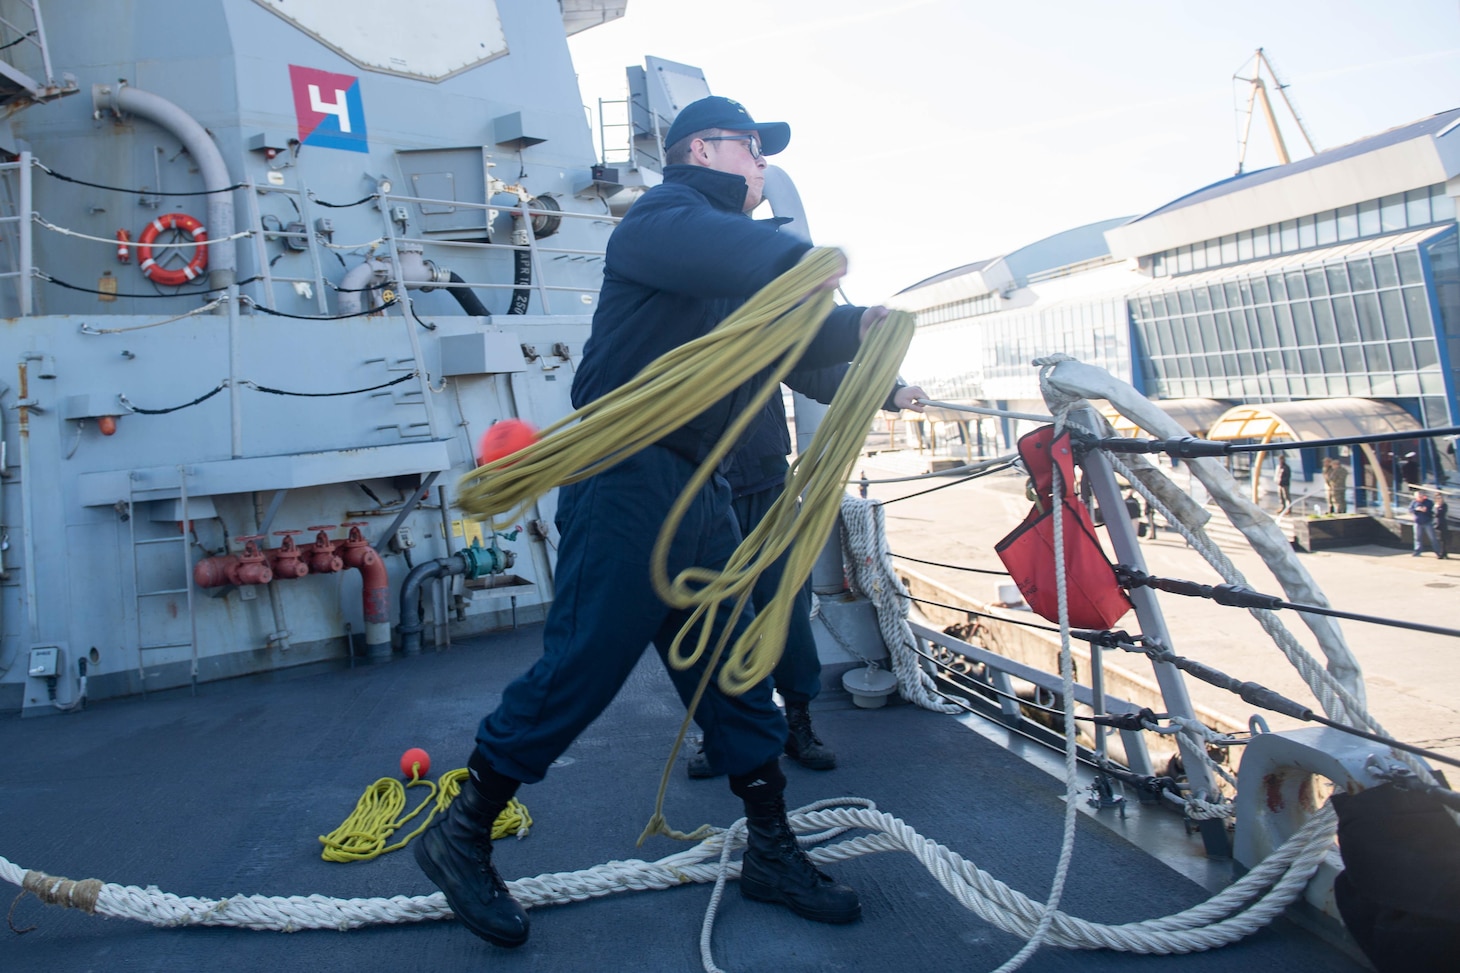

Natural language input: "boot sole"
[739,875,862,924]
[414,840,530,948]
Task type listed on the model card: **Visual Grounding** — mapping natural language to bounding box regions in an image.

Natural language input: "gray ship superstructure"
[0,0,633,715]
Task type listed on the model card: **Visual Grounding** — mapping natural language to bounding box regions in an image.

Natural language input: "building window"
[1298,215,1317,249]
[1432,187,1455,222]
[1406,189,1432,226]
[1336,204,1359,241]
[1358,199,1381,237]
[1280,220,1299,252]
[1380,193,1407,233]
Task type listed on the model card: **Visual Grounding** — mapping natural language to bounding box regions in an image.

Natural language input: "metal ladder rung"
[128,471,199,682]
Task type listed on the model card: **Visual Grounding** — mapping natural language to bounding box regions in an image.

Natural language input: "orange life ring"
[137,212,208,286]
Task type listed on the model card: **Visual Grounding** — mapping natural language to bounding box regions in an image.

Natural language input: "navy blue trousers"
[732,488,822,707]
[475,446,786,783]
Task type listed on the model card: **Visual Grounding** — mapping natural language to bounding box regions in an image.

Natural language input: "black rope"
[1079,424,1460,460]
[878,461,1017,505]
[1116,565,1460,640]
[42,271,262,299]
[242,296,398,320]
[36,164,246,196]
[892,552,1008,576]
[246,372,416,398]
[309,193,379,209]
[123,382,227,415]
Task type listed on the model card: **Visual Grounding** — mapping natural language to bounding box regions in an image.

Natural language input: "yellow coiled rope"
[318,768,532,863]
[453,246,914,844]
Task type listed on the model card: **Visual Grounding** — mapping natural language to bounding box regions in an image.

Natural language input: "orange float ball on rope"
[400,747,431,781]
[476,418,538,466]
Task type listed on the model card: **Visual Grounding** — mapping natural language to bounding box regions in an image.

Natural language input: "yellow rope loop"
[319,770,532,862]
[453,246,911,845]
[454,247,847,530]
[663,309,916,696]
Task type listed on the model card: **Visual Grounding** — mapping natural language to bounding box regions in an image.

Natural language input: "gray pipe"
[338,247,453,316]
[397,554,466,655]
[335,257,389,315]
[97,83,237,288]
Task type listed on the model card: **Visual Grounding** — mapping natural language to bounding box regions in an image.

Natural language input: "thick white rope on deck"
[839,493,961,714]
[1,797,1334,958]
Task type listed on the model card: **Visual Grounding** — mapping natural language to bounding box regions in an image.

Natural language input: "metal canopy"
[1206,397,1422,443]
[1101,397,1233,437]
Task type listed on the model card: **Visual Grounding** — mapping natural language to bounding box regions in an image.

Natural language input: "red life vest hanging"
[995,425,1132,630]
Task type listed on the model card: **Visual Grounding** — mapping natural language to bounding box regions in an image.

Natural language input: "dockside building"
[896,108,1460,509]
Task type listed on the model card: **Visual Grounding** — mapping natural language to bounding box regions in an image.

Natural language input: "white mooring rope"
[0,797,1334,956]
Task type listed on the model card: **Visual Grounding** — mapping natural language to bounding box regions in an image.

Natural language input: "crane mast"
[1233,47,1318,174]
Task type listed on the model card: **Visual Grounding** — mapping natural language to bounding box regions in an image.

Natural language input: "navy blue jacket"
[572,164,864,465]
[725,365,906,496]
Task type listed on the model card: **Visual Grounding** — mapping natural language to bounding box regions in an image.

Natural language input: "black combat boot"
[732,762,860,924]
[414,772,530,948]
[784,702,837,770]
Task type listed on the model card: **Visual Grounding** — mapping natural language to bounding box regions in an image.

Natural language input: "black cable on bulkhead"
[39,271,262,299]
[244,372,417,398]
[241,295,398,320]
[34,162,247,195]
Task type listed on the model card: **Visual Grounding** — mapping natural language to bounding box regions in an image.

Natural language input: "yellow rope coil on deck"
[319,769,531,863]
[453,247,914,843]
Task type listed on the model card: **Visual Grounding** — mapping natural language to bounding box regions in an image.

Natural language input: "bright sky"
[567,0,1460,307]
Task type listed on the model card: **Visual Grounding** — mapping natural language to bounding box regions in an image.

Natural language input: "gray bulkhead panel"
[0,1,612,712]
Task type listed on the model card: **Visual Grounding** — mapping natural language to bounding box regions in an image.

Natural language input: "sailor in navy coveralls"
[415,96,893,947]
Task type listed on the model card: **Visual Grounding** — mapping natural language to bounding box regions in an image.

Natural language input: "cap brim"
[750,121,790,155]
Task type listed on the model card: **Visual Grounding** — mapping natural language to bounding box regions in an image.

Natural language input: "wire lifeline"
[875,460,1019,504]
[78,296,229,333]
[31,213,251,247]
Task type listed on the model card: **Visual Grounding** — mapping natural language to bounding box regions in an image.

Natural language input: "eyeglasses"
[700,135,763,160]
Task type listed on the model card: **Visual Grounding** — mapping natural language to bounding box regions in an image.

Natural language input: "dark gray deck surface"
[2,624,1368,973]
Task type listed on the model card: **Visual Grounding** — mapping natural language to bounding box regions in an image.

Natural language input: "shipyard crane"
[1233,47,1319,174]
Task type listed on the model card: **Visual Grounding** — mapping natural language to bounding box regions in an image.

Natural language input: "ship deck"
[2,622,1368,973]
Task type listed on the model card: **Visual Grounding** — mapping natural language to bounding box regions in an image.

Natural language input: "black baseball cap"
[663,96,791,156]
